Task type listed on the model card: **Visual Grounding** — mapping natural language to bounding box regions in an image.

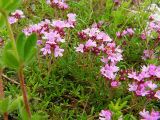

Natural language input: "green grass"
[0,0,160,119]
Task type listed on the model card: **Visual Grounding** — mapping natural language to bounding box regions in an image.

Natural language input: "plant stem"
[0,69,4,99]
[0,8,18,59]
[0,69,8,120]
[4,112,8,120]
[0,9,15,42]
[18,67,31,119]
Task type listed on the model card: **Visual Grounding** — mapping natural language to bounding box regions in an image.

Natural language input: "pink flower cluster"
[141,15,160,40]
[76,24,123,87]
[8,10,25,24]
[46,0,68,10]
[91,21,104,28]
[128,64,160,98]
[76,27,112,54]
[142,50,155,60]
[99,108,160,120]
[116,28,134,38]
[23,13,76,57]
[99,109,112,120]
[139,109,160,120]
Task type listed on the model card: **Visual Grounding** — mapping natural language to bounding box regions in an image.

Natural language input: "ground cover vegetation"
[0,0,160,120]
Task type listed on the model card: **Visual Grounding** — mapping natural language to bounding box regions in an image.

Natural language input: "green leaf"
[0,0,22,13]
[16,33,26,61]
[0,98,10,114]
[120,101,128,109]
[31,114,43,120]
[0,53,5,69]
[24,47,37,64]
[146,59,158,65]
[4,0,22,13]
[2,41,19,69]
[24,34,37,63]
[19,106,29,120]
[0,13,5,28]
[3,50,19,69]
[123,114,137,120]
[8,96,23,113]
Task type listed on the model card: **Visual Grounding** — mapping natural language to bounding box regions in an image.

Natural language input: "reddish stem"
[4,112,8,120]
[18,67,31,119]
[0,69,4,99]
[0,69,8,120]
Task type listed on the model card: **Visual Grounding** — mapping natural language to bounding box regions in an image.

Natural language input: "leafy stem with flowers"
[0,0,38,119]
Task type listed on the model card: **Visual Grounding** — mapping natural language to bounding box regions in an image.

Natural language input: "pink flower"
[85,39,97,47]
[11,10,25,18]
[67,13,76,27]
[145,81,157,90]
[75,44,84,53]
[37,40,43,45]
[91,21,104,28]
[154,90,160,99]
[51,20,66,29]
[155,66,160,78]
[126,28,134,36]
[102,34,112,42]
[76,24,122,84]
[9,10,25,24]
[96,32,112,42]
[128,72,138,80]
[98,44,105,51]
[136,85,150,96]
[67,13,76,22]
[116,32,121,38]
[107,53,123,63]
[101,64,119,80]
[47,0,68,10]
[128,82,138,91]
[142,50,154,60]
[141,33,146,40]
[101,57,109,63]
[23,13,76,59]
[128,64,160,98]
[149,22,156,29]
[99,110,112,120]
[54,46,64,57]
[88,28,100,37]
[149,15,154,21]
[111,81,121,88]
[141,65,149,73]
[41,44,51,55]
[148,65,156,76]
[44,31,64,44]
[121,30,128,36]
[137,72,150,81]
[58,2,68,10]
[8,17,18,24]
[139,109,160,120]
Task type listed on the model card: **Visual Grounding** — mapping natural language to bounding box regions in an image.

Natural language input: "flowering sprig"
[116,28,135,38]
[139,109,160,120]
[140,15,160,62]
[76,24,123,88]
[99,108,160,120]
[140,14,160,41]
[128,64,160,99]
[142,50,155,60]
[8,10,25,24]
[23,13,76,57]
[46,0,68,10]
